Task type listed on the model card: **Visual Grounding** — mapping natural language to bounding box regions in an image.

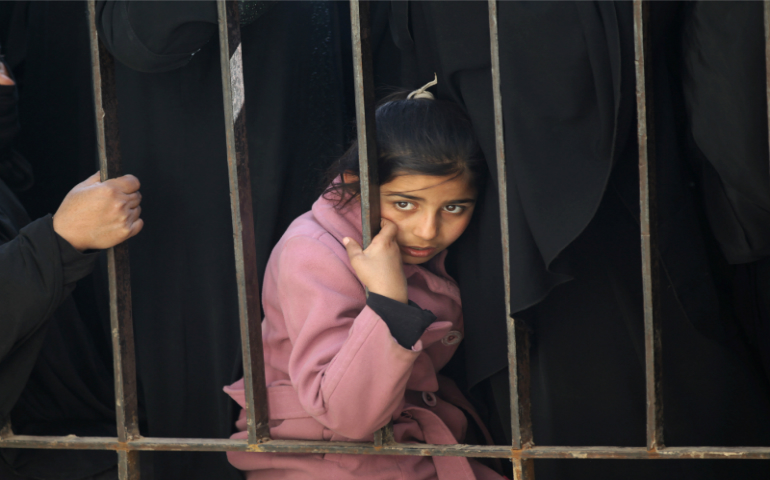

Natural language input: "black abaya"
[0,179,117,480]
[681,1,770,266]
[0,120,115,480]
[680,1,770,387]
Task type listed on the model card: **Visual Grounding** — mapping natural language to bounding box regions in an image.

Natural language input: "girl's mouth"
[401,246,436,258]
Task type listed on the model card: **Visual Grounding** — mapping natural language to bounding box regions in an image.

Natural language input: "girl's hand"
[343,218,408,304]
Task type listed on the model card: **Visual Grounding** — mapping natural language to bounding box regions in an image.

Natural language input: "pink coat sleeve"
[274,235,421,440]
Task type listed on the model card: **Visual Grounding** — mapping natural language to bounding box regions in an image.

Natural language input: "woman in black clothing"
[0,54,144,480]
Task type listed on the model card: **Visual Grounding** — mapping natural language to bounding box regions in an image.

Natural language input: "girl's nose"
[414,213,438,241]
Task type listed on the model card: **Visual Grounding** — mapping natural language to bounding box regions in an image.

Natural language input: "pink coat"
[224,194,503,480]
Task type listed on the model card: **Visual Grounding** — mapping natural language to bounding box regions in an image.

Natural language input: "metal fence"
[2,1,770,479]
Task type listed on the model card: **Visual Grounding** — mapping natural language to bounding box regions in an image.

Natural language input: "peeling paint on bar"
[632,0,665,452]
[88,2,141,478]
[487,5,535,480]
[216,0,271,445]
[765,0,770,176]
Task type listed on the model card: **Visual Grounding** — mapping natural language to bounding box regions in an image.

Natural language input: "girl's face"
[376,171,477,265]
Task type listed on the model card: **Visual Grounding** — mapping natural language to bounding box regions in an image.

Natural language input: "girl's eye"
[394,201,415,211]
[443,205,465,214]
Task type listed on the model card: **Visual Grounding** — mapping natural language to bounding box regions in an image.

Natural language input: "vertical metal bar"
[373,429,383,447]
[350,0,380,249]
[488,0,534,458]
[88,1,142,477]
[117,451,141,479]
[0,420,12,439]
[633,0,664,451]
[765,0,770,177]
[513,457,535,480]
[216,0,270,444]
[350,0,390,446]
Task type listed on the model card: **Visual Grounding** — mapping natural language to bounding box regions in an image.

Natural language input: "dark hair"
[324,90,485,207]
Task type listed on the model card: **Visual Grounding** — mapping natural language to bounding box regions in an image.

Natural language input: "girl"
[224,80,503,480]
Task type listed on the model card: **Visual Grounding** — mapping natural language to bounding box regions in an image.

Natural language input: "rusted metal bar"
[633,0,664,452]
[3,434,770,460]
[488,1,534,471]
[765,0,770,176]
[350,0,380,248]
[513,457,536,479]
[88,3,141,478]
[216,0,270,445]
[118,451,140,479]
[350,0,389,447]
[0,420,12,439]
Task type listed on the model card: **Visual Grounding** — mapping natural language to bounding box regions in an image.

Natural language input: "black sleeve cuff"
[367,292,437,349]
[46,215,100,285]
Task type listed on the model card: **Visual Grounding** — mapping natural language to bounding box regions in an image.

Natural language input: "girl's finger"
[343,237,363,260]
[375,218,399,243]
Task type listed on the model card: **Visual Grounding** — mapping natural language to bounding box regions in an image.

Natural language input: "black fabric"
[369,0,732,390]
[371,1,625,385]
[366,292,436,349]
[0,83,18,150]
[515,181,770,479]
[94,2,351,478]
[0,179,116,480]
[7,1,98,221]
[0,72,31,192]
[0,10,118,476]
[681,1,770,265]
[679,0,770,395]
[0,214,67,420]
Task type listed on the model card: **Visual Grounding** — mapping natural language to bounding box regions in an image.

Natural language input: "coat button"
[441,330,463,346]
[422,391,437,407]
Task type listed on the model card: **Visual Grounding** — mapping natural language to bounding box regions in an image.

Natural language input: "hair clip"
[407,73,438,100]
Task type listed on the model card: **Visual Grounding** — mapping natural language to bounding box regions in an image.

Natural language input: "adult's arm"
[0,167,142,358]
[0,213,97,366]
[0,167,142,423]
[96,0,218,73]
[0,209,98,422]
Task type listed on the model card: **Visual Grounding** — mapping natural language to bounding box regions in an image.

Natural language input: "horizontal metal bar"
[2,435,769,459]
